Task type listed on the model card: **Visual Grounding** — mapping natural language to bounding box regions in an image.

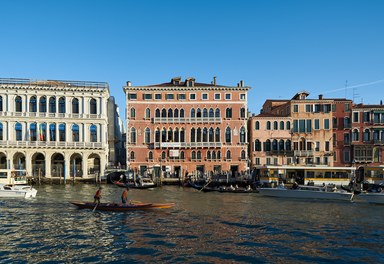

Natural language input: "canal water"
[0,184,383,263]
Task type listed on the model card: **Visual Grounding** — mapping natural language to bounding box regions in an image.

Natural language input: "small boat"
[0,184,38,198]
[355,192,384,204]
[114,178,156,189]
[70,201,175,211]
[258,185,353,201]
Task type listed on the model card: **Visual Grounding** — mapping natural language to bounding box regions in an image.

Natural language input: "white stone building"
[0,78,109,182]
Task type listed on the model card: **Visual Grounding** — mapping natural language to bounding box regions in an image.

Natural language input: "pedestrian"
[94,187,102,204]
[121,187,129,204]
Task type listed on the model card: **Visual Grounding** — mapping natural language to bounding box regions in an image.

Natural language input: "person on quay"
[94,187,102,204]
[121,187,130,205]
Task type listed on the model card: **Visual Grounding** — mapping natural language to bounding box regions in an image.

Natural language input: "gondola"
[113,180,156,189]
[70,201,175,211]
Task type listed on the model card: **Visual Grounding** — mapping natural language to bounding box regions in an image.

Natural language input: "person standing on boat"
[94,187,102,204]
[121,187,129,204]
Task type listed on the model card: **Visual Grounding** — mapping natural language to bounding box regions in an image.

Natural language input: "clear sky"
[1,0,383,119]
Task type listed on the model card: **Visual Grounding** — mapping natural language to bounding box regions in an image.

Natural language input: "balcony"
[266,150,294,156]
[374,139,384,145]
[0,111,104,119]
[0,140,105,150]
[153,117,222,124]
[294,150,314,157]
[153,142,223,148]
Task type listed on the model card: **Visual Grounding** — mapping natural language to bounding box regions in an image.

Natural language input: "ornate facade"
[0,78,109,181]
[124,77,250,179]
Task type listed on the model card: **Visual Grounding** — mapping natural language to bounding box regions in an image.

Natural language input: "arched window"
[29,96,37,112]
[206,151,211,160]
[174,128,179,142]
[180,108,185,117]
[155,128,160,142]
[197,151,202,160]
[180,128,185,142]
[148,151,153,160]
[161,128,166,142]
[161,151,166,160]
[191,108,195,118]
[145,128,151,144]
[167,128,173,142]
[203,128,208,142]
[59,124,66,141]
[39,123,46,141]
[90,99,97,114]
[130,151,135,160]
[255,140,261,151]
[30,123,37,141]
[72,124,79,142]
[240,108,246,118]
[225,127,231,143]
[279,139,284,151]
[363,129,370,142]
[266,121,271,130]
[212,151,216,160]
[59,97,66,113]
[130,108,136,118]
[265,140,271,151]
[0,123,3,140]
[39,97,47,113]
[49,97,56,113]
[130,127,136,144]
[72,98,79,114]
[196,128,202,142]
[217,150,221,159]
[352,129,359,141]
[192,151,196,160]
[215,128,220,142]
[209,108,214,118]
[272,139,278,151]
[240,127,246,143]
[286,121,291,130]
[203,108,208,118]
[226,150,231,160]
[168,108,173,118]
[255,121,260,130]
[209,128,214,142]
[215,108,220,117]
[145,108,151,119]
[285,140,291,151]
[0,96,3,111]
[174,108,179,118]
[155,109,160,118]
[15,122,22,141]
[180,151,185,160]
[90,124,97,142]
[280,121,285,130]
[190,128,195,142]
[241,150,246,160]
[196,108,202,118]
[49,124,56,141]
[161,109,166,118]
[273,121,278,130]
[15,96,22,112]
[226,108,232,118]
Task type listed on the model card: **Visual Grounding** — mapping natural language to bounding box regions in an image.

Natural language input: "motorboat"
[355,192,384,204]
[0,184,38,198]
[258,185,353,201]
[71,201,175,211]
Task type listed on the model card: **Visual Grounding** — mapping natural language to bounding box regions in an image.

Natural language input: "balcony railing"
[153,117,222,124]
[0,140,104,149]
[153,142,223,148]
[0,111,104,119]
[374,139,384,145]
[294,150,314,157]
[265,150,294,156]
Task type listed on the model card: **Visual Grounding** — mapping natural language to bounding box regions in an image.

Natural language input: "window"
[332,104,336,112]
[145,128,151,144]
[189,94,196,100]
[39,97,47,113]
[363,112,370,122]
[240,108,246,118]
[0,123,3,140]
[265,140,271,151]
[130,108,136,118]
[143,94,152,100]
[363,129,370,142]
[130,127,136,144]
[255,140,261,151]
[225,93,231,100]
[155,94,162,100]
[148,151,153,160]
[180,109,185,117]
[72,124,79,142]
[209,108,214,118]
[30,123,37,141]
[344,103,350,112]
[15,123,22,141]
[39,123,46,141]
[49,97,56,113]
[273,121,278,130]
[241,150,246,160]
[280,121,284,130]
[0,96,2,111]
[353,112,359,123]
[29,96,37,112]
[15,96,22,112]
[293,104,299,113]
[306,119,312,132]
[214,93,221,100]
[352,129,359,141]
[215,128,220,142]
[344,133,350,145]
[215,108,220,117]
[240,94,246,100]
[209,128,214,142]
[49,124,56,141]
[305,104,312,112]
[202,93,208,100]
[145,108,151,119]
[59,124,66,141]
[286,121,291,130]
[226,150,231,160]
[332,117,337,128]
[166,94,174,100]
[203,108,208,118]
[299,119,305,132]
[90,124,97,142]
[325,141,330,151]
[128,93,137,100]
[130,151,135,160]
[314,119,320,130]
[266,121,271,130]
[255,121,260,130]
[343,150,351,162]
[324,119,330,130]
[225,108,232,118]
[178,94,186,100]
[293,120,298,132]
[225,127,231,143]
[90,99,97,114]
[72,98,79,114]
[59,97,66,113]
[344,117,351,128]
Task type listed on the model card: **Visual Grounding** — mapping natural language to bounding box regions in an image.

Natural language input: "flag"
[39,125,44,141]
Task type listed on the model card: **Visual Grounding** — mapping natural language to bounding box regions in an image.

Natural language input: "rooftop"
[0,78,109,90]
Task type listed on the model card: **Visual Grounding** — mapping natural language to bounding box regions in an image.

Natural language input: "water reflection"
[0,185,383,263]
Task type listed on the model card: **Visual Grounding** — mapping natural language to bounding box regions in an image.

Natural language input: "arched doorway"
[70,153,83,177]
[88,154,100,177]
[32,153,45,178]
[51,153,65,177]
[0,152,7,169]
[13,152,26,170]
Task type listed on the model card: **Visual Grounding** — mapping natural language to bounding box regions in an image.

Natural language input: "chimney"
[127,81,131,87]
[240,80,244,87]
[213,76,216,86]
[319,94,323,100]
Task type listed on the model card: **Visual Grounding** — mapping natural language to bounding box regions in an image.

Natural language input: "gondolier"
[121,187,129,204]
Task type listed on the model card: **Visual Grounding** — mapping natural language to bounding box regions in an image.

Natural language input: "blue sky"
[1,0,384,119]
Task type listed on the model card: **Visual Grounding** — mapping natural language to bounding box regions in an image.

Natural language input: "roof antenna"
[345,80,348,98]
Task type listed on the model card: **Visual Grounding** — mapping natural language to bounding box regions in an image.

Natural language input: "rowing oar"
[92,203,99,212]
[199,179,211,192]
